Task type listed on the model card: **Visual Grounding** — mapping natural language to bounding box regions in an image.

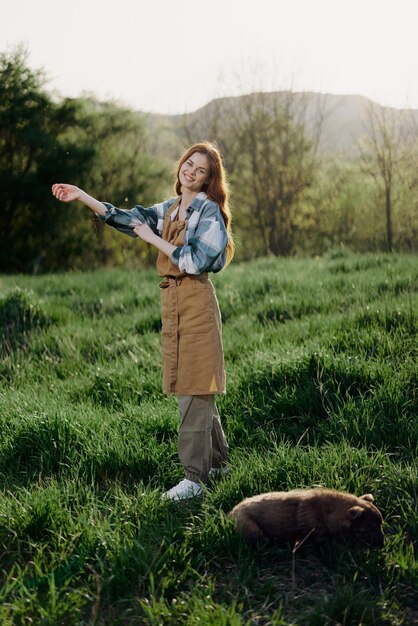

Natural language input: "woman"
[52,142,234,500]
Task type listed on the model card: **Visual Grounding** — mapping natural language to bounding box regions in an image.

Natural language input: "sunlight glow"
[2,0,418,112]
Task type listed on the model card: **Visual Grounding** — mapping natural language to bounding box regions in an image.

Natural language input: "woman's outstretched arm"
[52,184,107,217]
[52,183,174,238]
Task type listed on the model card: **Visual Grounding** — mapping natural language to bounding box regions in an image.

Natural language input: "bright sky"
[2,0,418,114]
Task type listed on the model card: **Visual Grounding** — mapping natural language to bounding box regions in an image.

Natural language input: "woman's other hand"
[133,224,176,257]
[52,184,83,203]
[133,223,156,243]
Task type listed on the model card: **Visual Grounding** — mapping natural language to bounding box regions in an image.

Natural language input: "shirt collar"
[187,191,208,214]
[170,192,208,221]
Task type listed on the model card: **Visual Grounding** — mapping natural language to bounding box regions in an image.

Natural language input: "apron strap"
[162,197,181,241]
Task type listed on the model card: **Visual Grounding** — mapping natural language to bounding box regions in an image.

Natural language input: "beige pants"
[178,395,228,483]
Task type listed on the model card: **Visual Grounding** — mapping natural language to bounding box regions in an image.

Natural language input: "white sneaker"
[208,465,230,479]
[163,478,202,501]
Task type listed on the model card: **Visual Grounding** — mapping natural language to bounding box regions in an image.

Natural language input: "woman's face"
[179,152,210,193]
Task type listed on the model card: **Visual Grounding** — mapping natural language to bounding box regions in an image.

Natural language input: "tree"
[0,46,95,271]
[70,97,171,268]
[226,92,323,257]
[358,103,417,253]
[180,91,323,257]
[0,47,170,272]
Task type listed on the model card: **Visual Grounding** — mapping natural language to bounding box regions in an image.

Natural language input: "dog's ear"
[347,506,364,520]
[360,493,374,502]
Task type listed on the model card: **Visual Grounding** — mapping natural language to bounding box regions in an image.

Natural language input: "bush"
[0,288,50,353]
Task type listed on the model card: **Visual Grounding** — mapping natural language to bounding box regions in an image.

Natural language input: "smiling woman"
[51,141,234,501]
[179,153,210,194]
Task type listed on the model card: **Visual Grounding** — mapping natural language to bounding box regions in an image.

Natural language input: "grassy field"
[0,250,417,625]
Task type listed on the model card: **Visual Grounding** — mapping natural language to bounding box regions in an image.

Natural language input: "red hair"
[175,142,235,266]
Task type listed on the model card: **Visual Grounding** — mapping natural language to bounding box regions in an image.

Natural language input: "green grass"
[0,250,417,625]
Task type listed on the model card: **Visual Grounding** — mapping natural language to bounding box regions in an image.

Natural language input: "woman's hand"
[51,184,107,216]
[133,223,156,243]
[52,183,83,203]
[133,223,177,258]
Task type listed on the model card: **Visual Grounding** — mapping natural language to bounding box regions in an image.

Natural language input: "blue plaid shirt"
[98,191,228,274]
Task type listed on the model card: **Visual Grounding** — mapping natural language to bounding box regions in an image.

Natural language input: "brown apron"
[157,199,226,395]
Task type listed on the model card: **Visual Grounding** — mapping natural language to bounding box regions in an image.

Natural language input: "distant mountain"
[141,92,418,160]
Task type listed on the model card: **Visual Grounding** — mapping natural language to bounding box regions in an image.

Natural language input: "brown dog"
[228,488,384,547]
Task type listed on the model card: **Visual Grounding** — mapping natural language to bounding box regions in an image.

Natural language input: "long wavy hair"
[175,142,235,266]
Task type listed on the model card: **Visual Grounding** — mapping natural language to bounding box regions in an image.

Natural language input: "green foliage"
[0,253,417,623]
[234,92,318,256]
[297,155,418,256]
[0,47,96,272]
[68,97,171,269]
[0,47,170,273]
[181,96,418,260]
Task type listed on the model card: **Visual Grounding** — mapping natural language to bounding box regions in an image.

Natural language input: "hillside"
[143,91,418,159]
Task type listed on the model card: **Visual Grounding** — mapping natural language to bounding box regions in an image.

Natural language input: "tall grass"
[0,251,417,624]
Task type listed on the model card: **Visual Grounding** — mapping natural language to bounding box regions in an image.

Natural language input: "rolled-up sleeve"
[170,201,228,274]
[97,201,167,238]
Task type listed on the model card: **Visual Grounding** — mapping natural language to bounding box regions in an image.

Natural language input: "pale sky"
[1,0,418,114]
